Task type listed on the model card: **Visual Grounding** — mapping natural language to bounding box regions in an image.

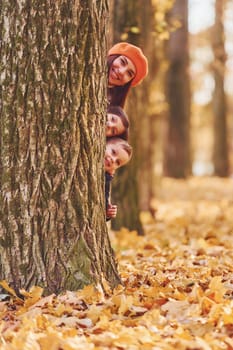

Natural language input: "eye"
[111,116,116,122]
[120,57,126,65]
[127,69,134,78]
[112,149,116,155]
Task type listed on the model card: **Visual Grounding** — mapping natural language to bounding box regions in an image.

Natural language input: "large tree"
[0,0,120,294]
[163,0,191,178]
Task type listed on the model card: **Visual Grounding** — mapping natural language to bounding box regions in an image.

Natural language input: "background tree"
[109,0,156,234]
[211,0,229,176]
[163,0,191,178]
[0,0,120,294]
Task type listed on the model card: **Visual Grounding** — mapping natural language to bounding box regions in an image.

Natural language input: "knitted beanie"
[108,42,148,87]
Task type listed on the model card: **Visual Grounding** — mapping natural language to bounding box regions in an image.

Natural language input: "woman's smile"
[108,55,136,87]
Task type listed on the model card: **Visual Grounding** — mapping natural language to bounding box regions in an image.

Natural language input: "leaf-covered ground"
[1,177,233,350]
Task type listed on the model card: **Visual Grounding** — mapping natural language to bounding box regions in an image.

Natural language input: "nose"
[118,65,127,76]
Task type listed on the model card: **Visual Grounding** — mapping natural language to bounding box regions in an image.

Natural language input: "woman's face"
[108,55,136,87]
[106,113,125,137]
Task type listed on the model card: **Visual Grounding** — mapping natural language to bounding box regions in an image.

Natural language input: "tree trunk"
[0,0,120,294]
[212,0,229,176]
[136,0,157,213]
[163,0,191,178]
[109,0,156,234]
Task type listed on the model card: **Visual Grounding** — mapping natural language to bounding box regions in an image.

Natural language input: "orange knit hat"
[108,42,148,87]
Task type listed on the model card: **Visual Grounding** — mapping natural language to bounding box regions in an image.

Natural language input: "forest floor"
[1,176,233,350]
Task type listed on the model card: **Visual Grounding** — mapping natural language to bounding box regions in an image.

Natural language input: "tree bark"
[0,0,120,294]
[212,0,229,176]
[163,0,191,178]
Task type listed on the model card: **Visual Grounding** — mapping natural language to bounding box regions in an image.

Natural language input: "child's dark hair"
[107,105,129,141]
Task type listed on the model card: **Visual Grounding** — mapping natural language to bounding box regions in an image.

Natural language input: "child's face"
[105,142,130,175]
[106,113,125,137]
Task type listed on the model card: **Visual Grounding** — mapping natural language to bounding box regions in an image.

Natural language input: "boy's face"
[106,113,125,137]
[105,142,130,175]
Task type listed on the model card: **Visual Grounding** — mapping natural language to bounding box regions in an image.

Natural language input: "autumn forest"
[0,0,233,349]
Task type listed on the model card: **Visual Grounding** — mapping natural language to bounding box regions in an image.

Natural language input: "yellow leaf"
[201,296,215,314]
[120,33,128,41]
[36,314,50,330]
[155,12,165,22]
[129,26,140,34]
[158,31,170,40]
[76,284,101,303]
[0,280,23,303]
[223,306,233,325]
[112,294,134,315]
[175,326,192,340]
[20,286,44,308]
[207,276,227,303]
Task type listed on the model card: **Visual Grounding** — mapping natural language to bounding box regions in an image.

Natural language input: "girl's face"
[106,113,125,137]
[108,55,136,87]
[105,142,130,175]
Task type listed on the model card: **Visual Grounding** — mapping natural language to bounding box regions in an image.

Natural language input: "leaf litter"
[1,176,233,349]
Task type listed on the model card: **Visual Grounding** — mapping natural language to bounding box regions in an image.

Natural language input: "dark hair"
[107,55,132,108]
[107,105,129,141]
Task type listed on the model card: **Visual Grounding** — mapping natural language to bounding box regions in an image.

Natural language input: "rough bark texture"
[0,0,120,294]
[212,0,229,176]
[163,0,191,178]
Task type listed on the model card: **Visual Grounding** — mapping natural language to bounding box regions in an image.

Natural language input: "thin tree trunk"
[212,0,229,176]
[0,0,120,294]
[163,0,191,178]
[136,0,157,213]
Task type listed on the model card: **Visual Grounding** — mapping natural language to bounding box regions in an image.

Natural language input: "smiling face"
[108,55,136,87]
[106,113,125,137]
[104,141,131,175]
